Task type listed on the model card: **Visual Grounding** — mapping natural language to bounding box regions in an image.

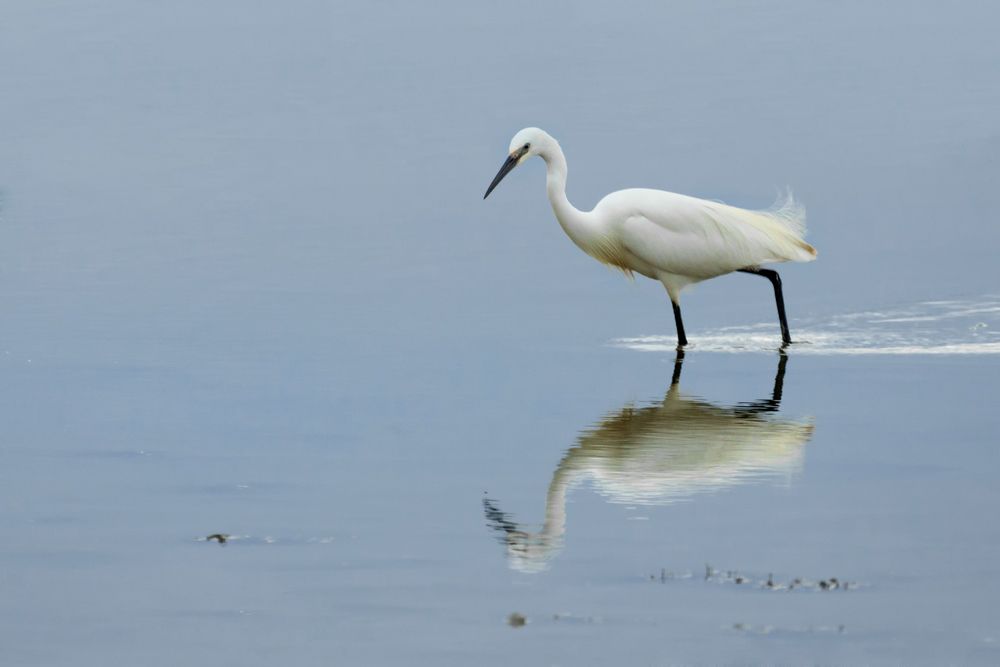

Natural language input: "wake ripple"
[613,295,1000,355]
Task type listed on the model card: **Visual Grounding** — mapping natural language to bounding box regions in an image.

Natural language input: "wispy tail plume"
[766,188,807,239]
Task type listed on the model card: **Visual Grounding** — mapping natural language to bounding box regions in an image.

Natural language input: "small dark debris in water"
[838,624,846,634]
[652,565,856,592]
[507,612,526,628]
[206,533,229,544]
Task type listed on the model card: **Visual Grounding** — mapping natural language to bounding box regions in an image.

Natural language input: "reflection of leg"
[671,300,688,348]
[735,352,789,416]
[772,352,788,405]
[738,267,792,346]
[670,349,685,387]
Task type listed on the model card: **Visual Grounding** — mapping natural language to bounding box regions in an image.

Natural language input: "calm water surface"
[1,1,998,665]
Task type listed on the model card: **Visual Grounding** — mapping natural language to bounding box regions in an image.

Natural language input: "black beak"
[483,149,526,199]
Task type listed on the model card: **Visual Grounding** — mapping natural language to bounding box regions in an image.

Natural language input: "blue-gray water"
[1,2,999,665]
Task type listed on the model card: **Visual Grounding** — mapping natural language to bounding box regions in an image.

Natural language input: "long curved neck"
[538,459,578,546]
[541,143,591,243]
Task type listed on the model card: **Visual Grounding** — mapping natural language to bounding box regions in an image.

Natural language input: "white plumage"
[484,127,817,347]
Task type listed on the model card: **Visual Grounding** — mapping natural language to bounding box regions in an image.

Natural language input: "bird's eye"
[523,143,530,150]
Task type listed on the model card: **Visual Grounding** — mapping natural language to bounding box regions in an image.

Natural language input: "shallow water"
[3,307,998,666]
[1,1,999,665]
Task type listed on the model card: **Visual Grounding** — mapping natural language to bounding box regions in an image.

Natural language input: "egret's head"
[483,495,560,574]
[483,127,552,199]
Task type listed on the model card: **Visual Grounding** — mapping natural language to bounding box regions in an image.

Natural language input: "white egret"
[484,128,817,347]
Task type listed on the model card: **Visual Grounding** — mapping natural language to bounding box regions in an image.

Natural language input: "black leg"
[671,300,688,348]
[735,352,789,416]
[670,349,685,386]
[738,267,792,346]
[771,352,788,404]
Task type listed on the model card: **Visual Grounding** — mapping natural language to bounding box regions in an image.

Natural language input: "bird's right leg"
[738,267,792,346]
[671,300,688,349]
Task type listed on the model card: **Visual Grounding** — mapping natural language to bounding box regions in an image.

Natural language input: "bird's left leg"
[738,267,792,346]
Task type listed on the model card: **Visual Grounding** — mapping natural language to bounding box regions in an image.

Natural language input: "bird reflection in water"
[484,353,813,573]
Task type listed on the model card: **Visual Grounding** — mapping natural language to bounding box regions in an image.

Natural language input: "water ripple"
[614,295,1000,355]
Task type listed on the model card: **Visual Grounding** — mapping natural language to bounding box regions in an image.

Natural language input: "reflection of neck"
[537,455,581,547]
